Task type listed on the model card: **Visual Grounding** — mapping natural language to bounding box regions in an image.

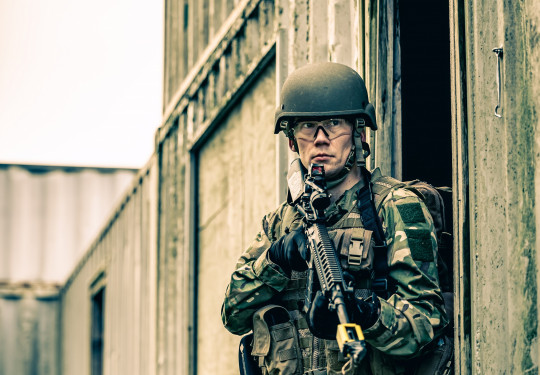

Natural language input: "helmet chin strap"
[326,134,370,189]
[325,144,356,189]
[287,127,370,190]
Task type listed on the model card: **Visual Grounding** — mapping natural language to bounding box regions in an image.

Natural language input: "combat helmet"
[275,62,377,176]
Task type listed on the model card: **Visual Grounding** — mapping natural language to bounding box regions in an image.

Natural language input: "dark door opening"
[399,0,453,288]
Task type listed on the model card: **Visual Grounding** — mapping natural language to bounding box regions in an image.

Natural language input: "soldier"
[222,62,448,374]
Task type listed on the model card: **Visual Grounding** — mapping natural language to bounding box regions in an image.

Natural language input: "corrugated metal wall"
[61,160,158,375]
[0,293,60,375]
[0,164,136,375]
[0,164,136,283]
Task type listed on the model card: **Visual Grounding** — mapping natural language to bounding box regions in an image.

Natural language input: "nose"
[313,126,330,144]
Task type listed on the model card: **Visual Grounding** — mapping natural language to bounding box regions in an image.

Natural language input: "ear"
[359,129,366,142]
[288,138,297,152]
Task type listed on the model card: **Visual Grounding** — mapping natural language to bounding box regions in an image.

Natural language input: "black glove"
[350,293,380,329]
[307,290,380,340]
[268,228,308,275]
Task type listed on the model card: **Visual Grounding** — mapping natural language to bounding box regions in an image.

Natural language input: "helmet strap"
[326,144,356,189]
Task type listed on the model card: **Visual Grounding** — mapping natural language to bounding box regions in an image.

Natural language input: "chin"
[323,168,341,179]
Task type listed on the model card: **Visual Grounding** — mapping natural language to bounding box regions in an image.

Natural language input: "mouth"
[312,154,332,162]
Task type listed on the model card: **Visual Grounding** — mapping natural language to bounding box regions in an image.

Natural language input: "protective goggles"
[291,118,352,140]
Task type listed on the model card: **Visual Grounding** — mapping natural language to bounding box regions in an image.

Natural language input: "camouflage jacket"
[222,170,448,374]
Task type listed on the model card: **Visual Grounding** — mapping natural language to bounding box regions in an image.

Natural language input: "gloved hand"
[307,290,380,340]
[350,294,380,329]
[268,228,309,275]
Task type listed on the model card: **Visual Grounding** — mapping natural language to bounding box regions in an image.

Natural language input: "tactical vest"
[254,190,375,375]
[250,171,453,375]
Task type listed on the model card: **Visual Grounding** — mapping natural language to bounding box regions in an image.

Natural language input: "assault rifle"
[287,159,367,365]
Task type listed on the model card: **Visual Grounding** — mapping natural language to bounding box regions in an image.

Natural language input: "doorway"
[399,0,453,279]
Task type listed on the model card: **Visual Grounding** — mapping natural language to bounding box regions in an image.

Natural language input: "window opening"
[91,286,105,375]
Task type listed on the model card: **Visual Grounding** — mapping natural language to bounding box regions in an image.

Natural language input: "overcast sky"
[0,0,163,169]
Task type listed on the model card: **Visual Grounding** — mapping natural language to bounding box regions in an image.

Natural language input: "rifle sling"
[357,169,391,298]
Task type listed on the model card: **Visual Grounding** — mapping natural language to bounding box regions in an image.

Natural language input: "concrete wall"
[197,62,276,375]
[458,0,540,373]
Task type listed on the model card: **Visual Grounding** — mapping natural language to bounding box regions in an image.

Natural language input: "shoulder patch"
[396,202,426,224]
[404,228,434,262]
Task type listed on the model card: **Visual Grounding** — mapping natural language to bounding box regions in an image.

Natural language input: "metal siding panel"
[0,296,61,375]
[147,160,159,375]
[9,168,42,281]
[0,165,136,283]
[59,163,155,375]
[0,169,11,279]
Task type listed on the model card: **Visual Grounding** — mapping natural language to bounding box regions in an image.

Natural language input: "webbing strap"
[357,169,390,298]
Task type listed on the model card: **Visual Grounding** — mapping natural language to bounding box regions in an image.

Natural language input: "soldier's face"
[292,118,354,179]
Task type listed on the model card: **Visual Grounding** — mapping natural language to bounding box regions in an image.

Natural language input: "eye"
[328,119,342,127]
[300,122,316,129]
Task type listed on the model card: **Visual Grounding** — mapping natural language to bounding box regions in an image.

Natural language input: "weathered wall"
[0,164,136,375]
[0,294,59,375]
[61,161,158,375]
[463,0,540,373]
[0,164,136,284]
[163,0,237,108]
[197,62,276,375]
[157,1,277,374]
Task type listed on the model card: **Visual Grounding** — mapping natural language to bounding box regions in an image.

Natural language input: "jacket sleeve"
[221,222,290,335]
[362,188,448,357]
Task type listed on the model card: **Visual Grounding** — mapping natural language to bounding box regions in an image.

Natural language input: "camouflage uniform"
[222,169,448,374]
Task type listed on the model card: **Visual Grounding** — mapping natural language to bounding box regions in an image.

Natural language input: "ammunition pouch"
[332,227,375,296]
[334,227,374,273]
[252,305,303,375]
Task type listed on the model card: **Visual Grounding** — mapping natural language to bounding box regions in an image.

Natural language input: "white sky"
[0,0,164,169]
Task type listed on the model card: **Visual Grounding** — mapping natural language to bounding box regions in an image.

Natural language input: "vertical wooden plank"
[449,0,471,373]
[276,0,289,205]
[366,0,378,171]
[197,0,208,64]
[501,1,538,373]
[373,0,398,177]
[464,0,509,372]
[163,0,170,109]
[184,148,197,375]
[178,0,186,84]
[147,160,159,375]
[352,0,362,72]
[391,0,401,180]
[289,0,309,69]
[182,0,190,84]
[309,0,329,62]
[188,0,198,69]
[209,0,217,39]
[329,0,353,65]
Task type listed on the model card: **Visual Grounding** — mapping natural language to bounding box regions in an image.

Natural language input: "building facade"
[0,164,136,375]
[59,0,540,374]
